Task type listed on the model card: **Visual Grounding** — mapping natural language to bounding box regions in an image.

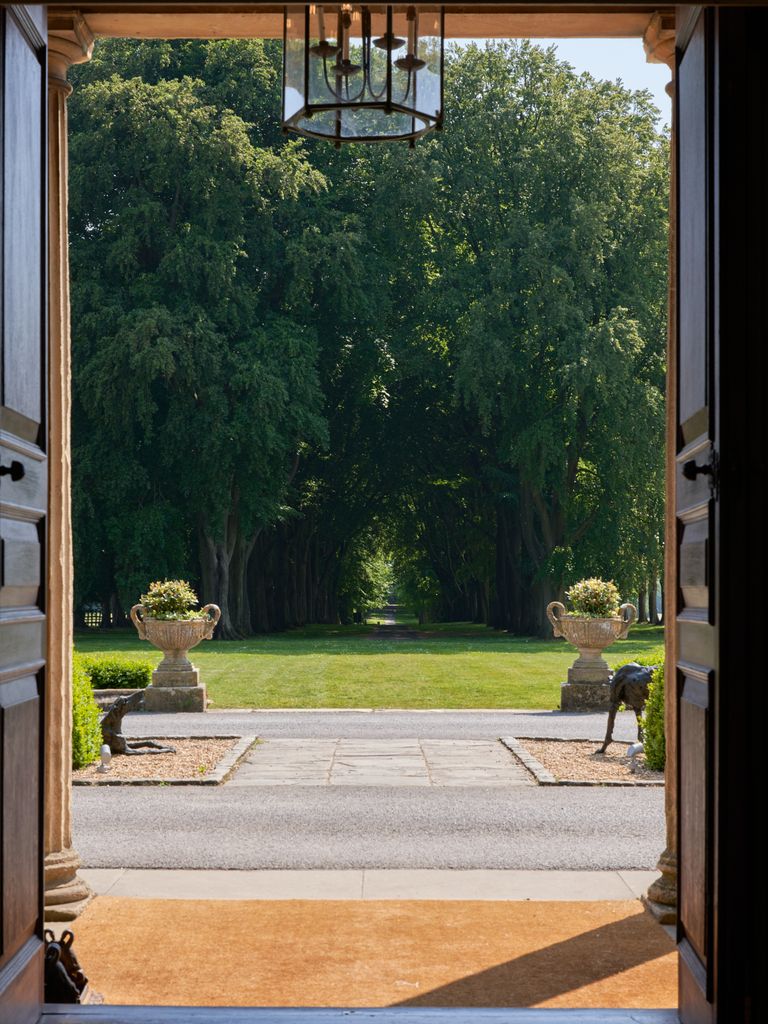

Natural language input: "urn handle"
[201,603,221,639]
[130,603,147,639]
[546,601,567,638]
[618,602,638,640]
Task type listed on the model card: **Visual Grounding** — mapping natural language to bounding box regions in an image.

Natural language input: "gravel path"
[519,739,663,784]
[122,708,640,742]
[73,738,238,782]
[73,785,664,870]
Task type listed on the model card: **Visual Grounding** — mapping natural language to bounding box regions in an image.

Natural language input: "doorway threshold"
[42,1006,679,1023]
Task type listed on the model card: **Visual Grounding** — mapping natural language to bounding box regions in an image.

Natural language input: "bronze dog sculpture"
[44,929,87,1003]
[597,662,657,753]
[100,691,176,755]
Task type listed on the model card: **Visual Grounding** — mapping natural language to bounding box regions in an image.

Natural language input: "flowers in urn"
[547,577,635,643]
[563,578,621,618]
[138,579,208,621]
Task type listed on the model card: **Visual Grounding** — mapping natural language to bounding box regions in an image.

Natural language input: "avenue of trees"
[70,38,668,638]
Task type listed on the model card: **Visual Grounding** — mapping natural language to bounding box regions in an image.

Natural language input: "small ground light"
[97,744,112,773]
[627,742,644,772]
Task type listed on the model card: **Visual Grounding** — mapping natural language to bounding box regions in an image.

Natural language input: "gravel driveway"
[121,708,641,741]
[73,782,663,870]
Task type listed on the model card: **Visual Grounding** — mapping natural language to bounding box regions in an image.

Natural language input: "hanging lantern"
[282,5,444,145]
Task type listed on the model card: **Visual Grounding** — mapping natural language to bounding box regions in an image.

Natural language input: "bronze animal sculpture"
[597,662,657,754]
[100,691,176,755]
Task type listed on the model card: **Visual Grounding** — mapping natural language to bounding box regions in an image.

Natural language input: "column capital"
[49,10,94,93]
[643,11,675,72]
[643,12,675,98]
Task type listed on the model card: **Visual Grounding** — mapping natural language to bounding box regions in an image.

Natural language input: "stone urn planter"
[546,600,637,710]
[130,604,220,712]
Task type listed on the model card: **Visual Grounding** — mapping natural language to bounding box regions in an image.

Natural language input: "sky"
[522,38,671,125]
[462,37,672,126]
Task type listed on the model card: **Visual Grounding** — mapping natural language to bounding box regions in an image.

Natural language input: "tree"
[70,39,668,638]
[404,42,668,633]
[70,72,327,636]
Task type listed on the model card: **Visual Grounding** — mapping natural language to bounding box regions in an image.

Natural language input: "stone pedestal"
[143,667,207,712]
[560,678,612,711]
[560,654,612,710]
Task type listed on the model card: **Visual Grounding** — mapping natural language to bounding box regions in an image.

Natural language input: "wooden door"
[676,5,767,1022]
[0,5,47,1023]
[675,10,717,1022]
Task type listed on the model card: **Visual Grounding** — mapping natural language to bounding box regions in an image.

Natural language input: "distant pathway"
[371,605,420,641]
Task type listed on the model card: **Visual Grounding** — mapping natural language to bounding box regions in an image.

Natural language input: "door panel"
[677,5,768,1022]
[3,9,43,443]
[677,12,708,449]
[676,7,716,1023]
[0,6,47,1023]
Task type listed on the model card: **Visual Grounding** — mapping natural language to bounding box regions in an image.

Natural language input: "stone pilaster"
[45,11,95,922]
[643,11,677,926]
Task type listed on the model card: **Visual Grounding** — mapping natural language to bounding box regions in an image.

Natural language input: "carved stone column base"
[642,847,677,924]
[44,847,93,921]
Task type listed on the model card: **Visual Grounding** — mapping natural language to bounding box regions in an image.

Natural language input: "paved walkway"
[229,738,533,787]
[77,867,658,901]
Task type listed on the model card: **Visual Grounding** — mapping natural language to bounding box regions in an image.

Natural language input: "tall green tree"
[70,71,327,636]
[70,39,667,638]
[405,42,668,632]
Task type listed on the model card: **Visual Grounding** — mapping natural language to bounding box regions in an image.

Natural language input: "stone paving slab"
[76,867,659,901]
[228,738,533,787]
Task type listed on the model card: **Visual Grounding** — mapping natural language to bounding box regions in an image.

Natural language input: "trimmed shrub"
[611,648,664,672]
[641,665,666,771]
[565,578,621,617]
[79,656,152,690]
[72,654,102,769]
[139,579,201,620]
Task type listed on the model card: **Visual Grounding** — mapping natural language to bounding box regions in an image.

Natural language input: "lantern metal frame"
[282,5,445,145]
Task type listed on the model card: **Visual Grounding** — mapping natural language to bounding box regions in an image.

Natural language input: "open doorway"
[49,8,679,1011]
[7,3,763,1022]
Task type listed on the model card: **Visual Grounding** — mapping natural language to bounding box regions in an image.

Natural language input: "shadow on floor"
[394,910,676,1008]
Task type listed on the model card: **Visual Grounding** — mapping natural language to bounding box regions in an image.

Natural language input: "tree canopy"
[70,38,668,637]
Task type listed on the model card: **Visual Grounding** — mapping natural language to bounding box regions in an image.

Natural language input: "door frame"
[20,1,768,1021]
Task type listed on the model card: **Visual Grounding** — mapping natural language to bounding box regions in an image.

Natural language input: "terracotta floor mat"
[71,898,676,1009]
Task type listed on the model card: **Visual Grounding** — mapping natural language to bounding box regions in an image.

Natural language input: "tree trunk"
[197,504,242,640]
[230,528,259,637]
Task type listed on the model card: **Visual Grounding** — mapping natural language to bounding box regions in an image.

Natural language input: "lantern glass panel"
[283,5,444,144]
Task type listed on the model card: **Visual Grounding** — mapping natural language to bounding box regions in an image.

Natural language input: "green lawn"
[75,622,664,710]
